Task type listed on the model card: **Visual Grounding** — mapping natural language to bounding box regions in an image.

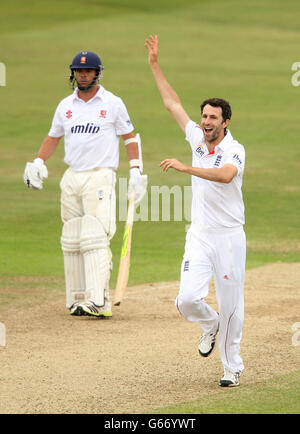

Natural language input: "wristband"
[124,137,137,146]
[129,159,140,169]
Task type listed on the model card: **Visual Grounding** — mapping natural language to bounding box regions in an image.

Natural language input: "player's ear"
[223,119,230,129]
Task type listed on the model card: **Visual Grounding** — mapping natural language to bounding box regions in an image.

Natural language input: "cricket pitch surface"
[0,263,299,413]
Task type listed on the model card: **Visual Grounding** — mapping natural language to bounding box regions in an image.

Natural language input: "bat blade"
[113,193,135,306]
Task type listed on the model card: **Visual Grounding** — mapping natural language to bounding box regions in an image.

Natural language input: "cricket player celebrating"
[24,51,147,318]
[145,35,246,387]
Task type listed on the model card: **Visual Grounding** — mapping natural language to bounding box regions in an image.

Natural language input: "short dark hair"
[200,98,232,122]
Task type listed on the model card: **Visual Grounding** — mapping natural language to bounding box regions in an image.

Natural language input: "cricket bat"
[113,192,135,306]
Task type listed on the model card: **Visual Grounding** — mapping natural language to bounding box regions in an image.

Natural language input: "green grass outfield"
[152,371,300,414]
[0,0,299,414]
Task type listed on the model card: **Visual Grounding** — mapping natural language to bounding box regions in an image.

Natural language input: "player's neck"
[205,130,226,152]
[78,85,99,102]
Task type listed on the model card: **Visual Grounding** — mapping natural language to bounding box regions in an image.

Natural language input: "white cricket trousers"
[176,225,246,373]
[60,167,116,238]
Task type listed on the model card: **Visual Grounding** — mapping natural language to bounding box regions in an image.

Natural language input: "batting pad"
[80,215,111,307]
[61,217,86,308]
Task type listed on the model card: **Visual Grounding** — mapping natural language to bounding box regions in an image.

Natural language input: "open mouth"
[204,127,213,134]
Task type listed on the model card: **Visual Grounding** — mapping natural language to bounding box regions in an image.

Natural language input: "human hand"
[23,158,48,190]
[145,34,159,66]
[128,168,148,205]
[160,158,187,173]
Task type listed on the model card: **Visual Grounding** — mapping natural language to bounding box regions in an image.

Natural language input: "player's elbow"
[221,175,234,184]
[219,166,237,183]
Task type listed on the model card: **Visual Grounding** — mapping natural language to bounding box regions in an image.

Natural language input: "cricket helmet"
[69,51,104,89]
[70,51,104,72]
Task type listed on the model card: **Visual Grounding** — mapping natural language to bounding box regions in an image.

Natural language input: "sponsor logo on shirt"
[195,145,205,157]
[100,110,107,118]
[232,154,242,165]
[71,123,100,134]
[66,110,72,119]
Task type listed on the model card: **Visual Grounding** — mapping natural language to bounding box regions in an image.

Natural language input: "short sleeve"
[185,120,204,150]
[115,98,134,136]
[48,103,65,138]
[222,145,246,175]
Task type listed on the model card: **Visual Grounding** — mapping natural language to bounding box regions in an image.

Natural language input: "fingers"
[160,158,186,173]
[160,159,172,172]
[145,34,156,44]
[145,34,158,50]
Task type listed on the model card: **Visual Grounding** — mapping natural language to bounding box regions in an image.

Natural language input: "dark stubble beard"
[76,76,98,93]
[205,124,223,143]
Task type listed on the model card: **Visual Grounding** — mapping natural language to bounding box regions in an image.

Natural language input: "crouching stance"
[24,51,147,318]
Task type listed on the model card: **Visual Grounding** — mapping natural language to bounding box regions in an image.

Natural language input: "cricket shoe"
[198,327,218,357]
[77,300,112,318]
[219,369,240,387]
[69,302,85,316]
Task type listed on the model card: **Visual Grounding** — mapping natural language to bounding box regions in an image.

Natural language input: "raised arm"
[145,35,190,133]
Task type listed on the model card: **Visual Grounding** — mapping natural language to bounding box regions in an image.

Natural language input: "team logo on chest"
[99,110,107,118]
[214,155,222,167]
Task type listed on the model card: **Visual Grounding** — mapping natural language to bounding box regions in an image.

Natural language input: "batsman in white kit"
[23,51,147,318]
[145,35,246,387]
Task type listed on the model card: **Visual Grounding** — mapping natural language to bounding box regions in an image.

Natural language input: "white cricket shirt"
[185,120,245,229]
[48,86,134,171]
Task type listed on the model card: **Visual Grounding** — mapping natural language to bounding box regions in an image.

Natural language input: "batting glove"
[128,168,148,205]
[24,158,48,190]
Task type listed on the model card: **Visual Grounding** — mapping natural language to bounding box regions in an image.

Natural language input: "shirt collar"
[214,129,234,152]
[72,85,106,102]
